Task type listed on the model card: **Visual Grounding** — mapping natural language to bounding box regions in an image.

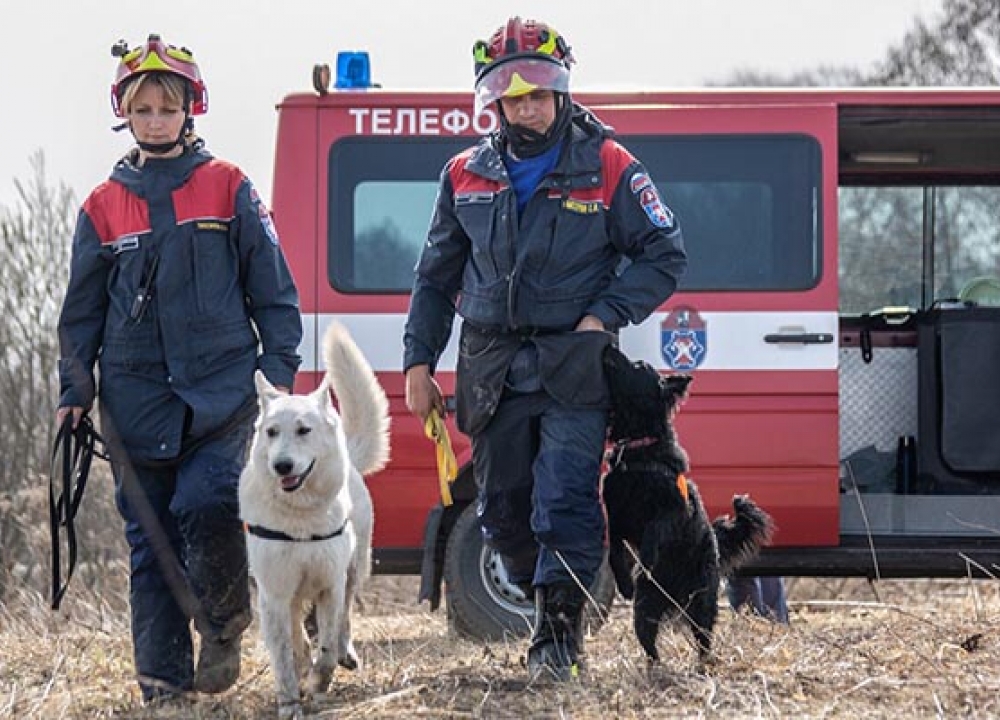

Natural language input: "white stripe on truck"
[298,311,838,373]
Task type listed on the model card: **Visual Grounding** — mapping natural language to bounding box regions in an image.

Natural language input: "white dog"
[239,322,389,718]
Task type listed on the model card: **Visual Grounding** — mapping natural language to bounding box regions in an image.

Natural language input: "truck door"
[594,103,840,546]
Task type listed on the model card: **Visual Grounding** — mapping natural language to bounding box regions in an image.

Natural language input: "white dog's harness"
[244,519,348,543]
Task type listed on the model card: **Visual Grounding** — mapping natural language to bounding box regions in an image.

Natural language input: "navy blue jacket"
[58,144,302,461]
[404,106,688,373]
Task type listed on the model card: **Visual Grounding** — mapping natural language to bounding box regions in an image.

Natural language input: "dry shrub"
[2,461,129,616]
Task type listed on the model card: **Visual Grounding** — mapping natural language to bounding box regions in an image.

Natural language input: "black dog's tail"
[712,495,774,576]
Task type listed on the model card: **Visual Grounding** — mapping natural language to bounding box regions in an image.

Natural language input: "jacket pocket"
[456,193,501,281]
[186,318,258,380]
[535,331,614,408]
[191,224,239,313]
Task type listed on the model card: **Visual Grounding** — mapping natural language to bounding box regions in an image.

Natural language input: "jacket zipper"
[505,188,518,328]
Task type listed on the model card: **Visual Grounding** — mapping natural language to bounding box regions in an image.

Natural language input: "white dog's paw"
[306,662,336,695]
[278,699,304,720]
[337,634,359,671]
[337,644,359,671]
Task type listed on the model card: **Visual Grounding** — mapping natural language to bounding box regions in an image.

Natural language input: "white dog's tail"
[322,321,391,475]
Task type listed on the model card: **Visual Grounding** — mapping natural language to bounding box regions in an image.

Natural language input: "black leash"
[49,414,109,610]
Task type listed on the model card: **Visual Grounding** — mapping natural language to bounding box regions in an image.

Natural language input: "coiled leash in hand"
[49,413,109,610]
[423,408,458,506]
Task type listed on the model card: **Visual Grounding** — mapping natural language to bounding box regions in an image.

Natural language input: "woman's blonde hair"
[119,72,198,145]
[119,72,190,114]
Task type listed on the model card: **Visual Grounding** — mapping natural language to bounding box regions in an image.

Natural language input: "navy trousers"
[473,389,607,590]
[727,576,790,624]
[112,422,253,699]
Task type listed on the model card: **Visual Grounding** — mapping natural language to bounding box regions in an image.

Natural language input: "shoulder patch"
[248,182,280,246]
[629,171,652,194]
[638,185,675,229]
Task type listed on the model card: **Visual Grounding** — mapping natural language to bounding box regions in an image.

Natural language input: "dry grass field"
[4,571,1000,719]
[5,471,1000,718]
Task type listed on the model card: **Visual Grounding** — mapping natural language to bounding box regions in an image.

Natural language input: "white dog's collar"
[244,519,348,543]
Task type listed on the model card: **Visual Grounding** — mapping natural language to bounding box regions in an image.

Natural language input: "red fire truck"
[271,54,1000,639]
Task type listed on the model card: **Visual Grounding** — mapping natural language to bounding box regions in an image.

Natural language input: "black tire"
[443,503,615,641]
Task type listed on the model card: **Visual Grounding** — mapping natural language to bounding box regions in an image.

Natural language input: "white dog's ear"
[309,377,339,422]
[308,376,332,406]
[254,370,283,406]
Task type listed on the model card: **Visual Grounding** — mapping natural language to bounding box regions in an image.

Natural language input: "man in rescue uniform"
[56,34,302,701]
[404,17,687,680]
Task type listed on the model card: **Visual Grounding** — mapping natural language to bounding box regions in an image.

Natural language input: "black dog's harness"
[606,437,690,502]
[245,519,349,543]
[49,415,110,610]
[607,437,667,473]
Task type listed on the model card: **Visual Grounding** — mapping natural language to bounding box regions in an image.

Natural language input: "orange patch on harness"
[677,473,689,502]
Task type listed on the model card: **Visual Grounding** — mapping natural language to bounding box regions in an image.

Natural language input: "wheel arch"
[417,461,476,611]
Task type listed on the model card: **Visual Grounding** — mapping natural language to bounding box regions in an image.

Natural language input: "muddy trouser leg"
[113,462,193,700]
[172,421,254,645]
[530,402,607,590]
[474,393,606,591]
[473,392,545,591]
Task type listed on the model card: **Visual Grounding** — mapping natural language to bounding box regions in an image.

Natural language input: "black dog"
[602,345,774,662]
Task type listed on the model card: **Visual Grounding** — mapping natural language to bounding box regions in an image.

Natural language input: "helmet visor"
[474,56,570,117]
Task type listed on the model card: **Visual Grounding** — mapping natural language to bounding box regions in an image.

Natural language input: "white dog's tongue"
[281,474,303,491]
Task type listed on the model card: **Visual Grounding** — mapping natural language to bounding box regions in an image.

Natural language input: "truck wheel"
[443,502,615,641]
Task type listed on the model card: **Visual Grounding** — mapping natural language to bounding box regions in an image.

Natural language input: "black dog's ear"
[662,373,693,404]
[669,374,693,393]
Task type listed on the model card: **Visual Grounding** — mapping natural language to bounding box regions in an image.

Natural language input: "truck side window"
[328,137,470,293]
[328,134,822,294]
[622,134,822,292]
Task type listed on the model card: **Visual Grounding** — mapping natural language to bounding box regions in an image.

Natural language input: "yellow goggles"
[474,56,569,117]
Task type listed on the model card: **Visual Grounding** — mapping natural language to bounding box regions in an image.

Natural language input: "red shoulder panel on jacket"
[447,148,503,196]
[173,160,243,223]
[82,181,151,245]
[599,140,637,206]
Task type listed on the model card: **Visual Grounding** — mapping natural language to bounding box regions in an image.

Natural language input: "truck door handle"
[763,332,834,345]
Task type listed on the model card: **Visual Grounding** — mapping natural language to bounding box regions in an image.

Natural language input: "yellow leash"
[424,408,458,506]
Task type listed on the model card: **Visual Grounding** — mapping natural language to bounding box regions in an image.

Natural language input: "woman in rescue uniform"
[403,17,688,681]
[55,34,302,702]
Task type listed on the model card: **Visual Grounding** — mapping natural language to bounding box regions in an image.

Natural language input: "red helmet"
[472,17,574,116]
[110,34,208,117]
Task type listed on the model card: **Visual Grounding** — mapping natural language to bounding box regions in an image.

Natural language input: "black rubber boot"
[527,584,585,682]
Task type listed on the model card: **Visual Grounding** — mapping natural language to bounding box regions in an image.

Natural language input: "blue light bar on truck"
[335,51,372,89]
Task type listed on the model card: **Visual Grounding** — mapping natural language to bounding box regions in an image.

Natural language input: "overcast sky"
[1,0,945,210]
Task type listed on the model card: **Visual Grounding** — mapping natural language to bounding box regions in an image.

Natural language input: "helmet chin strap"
[499,93,573,159]
[114,115,193,155]
[137,115,193,155]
